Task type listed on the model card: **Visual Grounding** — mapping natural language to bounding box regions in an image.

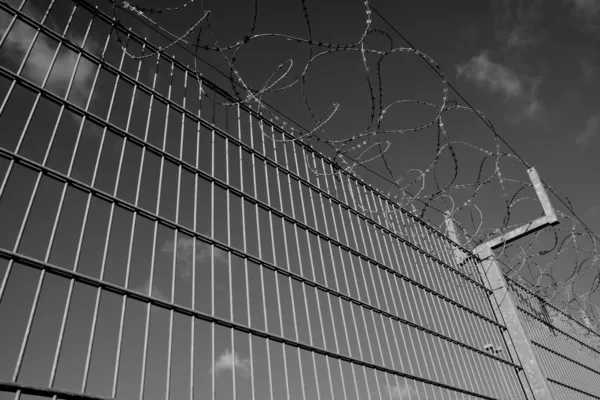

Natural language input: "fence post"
[444,213,547,399]
[476,245,553,400]
[444,167,560,399]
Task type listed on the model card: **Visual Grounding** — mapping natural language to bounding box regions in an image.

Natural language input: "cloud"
[457,52,523,99]
[486,1,552,122]
[134,278,169,302]
[581,58,593,84]
[210,349,251,377]
[0,7,97,117]
[384,383,416,399]
[569,0,600,17]
[566,0,600,37]
[493,0,546,49]
[522,99,544,119]
[457,52,545,121]
[520,76,545,121]
[505,26,540,48]
[161,237,229,280]
[575,114,600,146]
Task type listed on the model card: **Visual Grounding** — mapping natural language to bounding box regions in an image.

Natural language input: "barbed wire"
[108,0,600,343]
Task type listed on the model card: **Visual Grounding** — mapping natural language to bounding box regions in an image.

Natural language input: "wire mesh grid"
[0,1,532,399]
[507,278,600,399]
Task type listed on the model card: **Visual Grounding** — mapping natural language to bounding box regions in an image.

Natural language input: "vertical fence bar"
[1,2,577,400]
[318,157,364,400]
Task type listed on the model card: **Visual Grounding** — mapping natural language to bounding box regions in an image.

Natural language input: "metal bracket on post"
[445,167,557,400]
[474,167,558,254]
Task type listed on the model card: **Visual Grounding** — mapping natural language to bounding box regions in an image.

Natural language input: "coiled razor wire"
[109,0,600,345]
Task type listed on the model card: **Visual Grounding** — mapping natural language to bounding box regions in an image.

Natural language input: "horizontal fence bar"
[0,380,115,400]
[0,0,483,267]
[530,335,600,378]
[507,278,600,356]
[507,277,599,334]
[0,2,533,399]
[0,143,504,339]
[547,378,600,400]
[0,180,513,370]
[0,59,491,307]
[0,247,520,399]
[516,305,600,361]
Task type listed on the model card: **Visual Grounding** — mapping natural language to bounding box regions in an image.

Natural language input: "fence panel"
[0,1,530,399]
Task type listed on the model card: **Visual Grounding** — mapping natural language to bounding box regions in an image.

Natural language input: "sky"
[0,0,600,400]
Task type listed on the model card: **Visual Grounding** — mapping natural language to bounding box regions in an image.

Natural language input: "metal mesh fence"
[507,278,600,399]
[0,0,532,399]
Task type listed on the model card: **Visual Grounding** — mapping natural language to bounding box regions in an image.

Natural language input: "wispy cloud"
[383,383,416,399]
[457,52,545,121]
[493,0,546,49]
[457,52,523,99]
[566,0,600,37]
[161,237,229,280]
[522,99,544,119]
[519,76,545,121]
[505,26,540,48]
[575,114,600,146]
[134,278,169,302]
[569,0,600,18]
[0,10,96,107]
[210,349,251,377]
